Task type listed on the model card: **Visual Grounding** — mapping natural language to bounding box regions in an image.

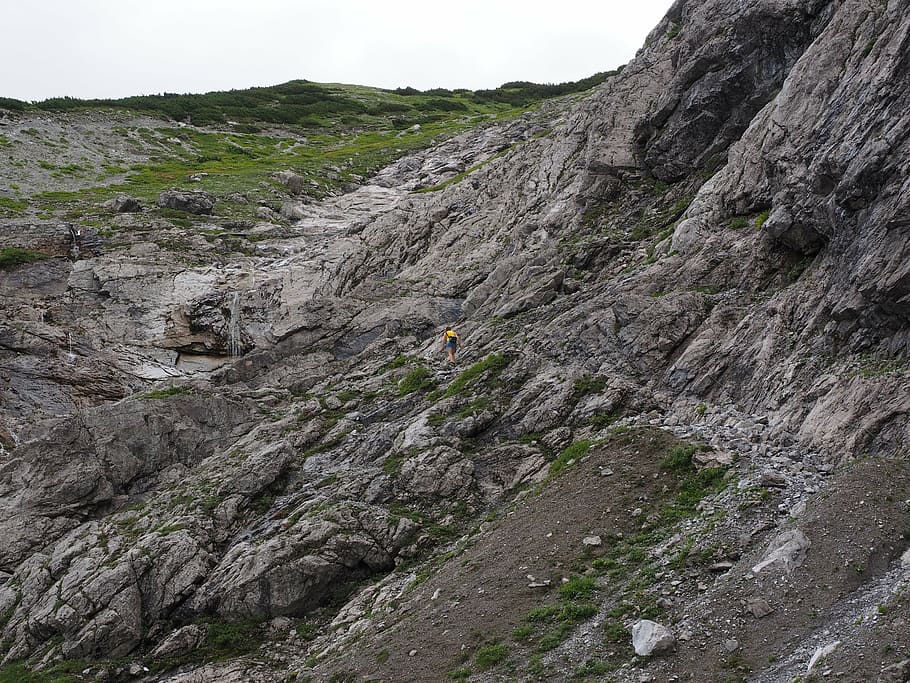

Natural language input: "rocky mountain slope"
[1,0,909,681]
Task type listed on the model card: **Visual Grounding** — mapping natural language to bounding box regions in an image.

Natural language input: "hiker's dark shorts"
[445,341,457,350]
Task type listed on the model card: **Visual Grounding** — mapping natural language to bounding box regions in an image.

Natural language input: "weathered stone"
[101,194,141,213]
[274,170,311,195]
[279,201,307,220]
[632,619,675,656]
[747,597,773,618]
[156,189,215,215]
[807,640,841,673]
[760,470,788,488]
[752,530,810,575]
[879,659,910,683]
[150,625,207,658]
[693,450,736,470]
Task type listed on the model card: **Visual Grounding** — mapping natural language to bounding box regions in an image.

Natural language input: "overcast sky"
[2,1,673,102]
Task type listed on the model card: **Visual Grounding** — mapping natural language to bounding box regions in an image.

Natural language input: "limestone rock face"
[1,0,909,678]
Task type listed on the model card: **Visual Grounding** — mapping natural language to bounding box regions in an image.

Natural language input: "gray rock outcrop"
[102,194,142,212]
[1,0,909,680]
[157,189,216,214]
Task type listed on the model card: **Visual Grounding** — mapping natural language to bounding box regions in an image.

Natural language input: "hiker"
[441,326,460,364]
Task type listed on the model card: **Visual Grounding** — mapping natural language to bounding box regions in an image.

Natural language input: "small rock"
[760,469,788,488]
[807,641,841,672]
[101,194,141,213]
[274,170,310,195]
[408,649,418,657]
[709,561,734,572]
[631,619,675,656]
[724,639,739,653]
[631,507,643,518]
[901,547,910,569]
[600,468,614,476]
[582,535,603,546]
[269,616,293,632]
[693,450,736,470]
[256,206,280,221]
[747,597,774,618]
[280,201,307,220]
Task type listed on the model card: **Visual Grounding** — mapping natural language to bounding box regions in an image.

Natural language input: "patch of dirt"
[315,427,706,681]
[636,456,910,683]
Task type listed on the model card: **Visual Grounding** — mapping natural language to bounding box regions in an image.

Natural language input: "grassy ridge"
[0,74,616,129]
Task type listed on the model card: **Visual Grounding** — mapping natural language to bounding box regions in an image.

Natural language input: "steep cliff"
[1,0,909,681]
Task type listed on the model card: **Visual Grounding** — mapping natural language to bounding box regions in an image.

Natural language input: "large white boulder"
[632,619,676,656]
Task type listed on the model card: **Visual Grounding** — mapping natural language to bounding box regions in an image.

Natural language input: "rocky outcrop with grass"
[1,0,909,681]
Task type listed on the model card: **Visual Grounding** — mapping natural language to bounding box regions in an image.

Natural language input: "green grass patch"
[398,366,437,395]
[573,374,606,400]
[474,642,508,671]
[0,660,90,683]
[0,247,46,270]
[558,575,597,600]
[0,197,28,214]
[441,352,509,399]
[755,209,770,230]
[661,444,700,471]
[140,386,191,399]
[852,355,905,378]
[383,450,417,476]
[549,439,595,478]
[381,354,411,372]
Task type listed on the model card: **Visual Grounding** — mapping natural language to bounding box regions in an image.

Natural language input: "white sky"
[1,1,673,102]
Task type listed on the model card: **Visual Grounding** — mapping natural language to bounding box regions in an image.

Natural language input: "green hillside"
[2,73,616,130]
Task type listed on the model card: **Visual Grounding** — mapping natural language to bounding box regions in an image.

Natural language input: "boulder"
[101,194,142,213]
[156,189,216,215]
[879,659,910,683]
[280,202,307,220]
[760,469,788,488]
[151,624,207,658]
[274,170,311,195]
[631,619,675,656]
[693,449,736,471]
